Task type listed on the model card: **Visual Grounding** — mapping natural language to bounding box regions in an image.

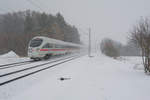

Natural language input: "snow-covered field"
[0,52,150,100]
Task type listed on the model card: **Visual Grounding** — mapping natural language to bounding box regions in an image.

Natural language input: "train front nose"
[28,47,44,58]
[28,38,43,58]
[28,47,34,57]
[28,47,38,57]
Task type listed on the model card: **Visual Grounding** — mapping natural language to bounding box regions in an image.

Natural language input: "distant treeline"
[0,10,80,56]
[100,38,141,57]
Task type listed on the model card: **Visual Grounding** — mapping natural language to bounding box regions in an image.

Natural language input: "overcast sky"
[0,0,150,45]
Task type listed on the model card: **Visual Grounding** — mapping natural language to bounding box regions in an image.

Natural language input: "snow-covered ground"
[0,51,19,58]
[0,52,150,100]
[0,51,30,65]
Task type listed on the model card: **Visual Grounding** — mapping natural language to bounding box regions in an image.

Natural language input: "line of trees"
[0,10,80,56]
[100,38,140,58]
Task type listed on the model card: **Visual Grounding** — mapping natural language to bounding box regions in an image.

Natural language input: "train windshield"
[29,38,43,47]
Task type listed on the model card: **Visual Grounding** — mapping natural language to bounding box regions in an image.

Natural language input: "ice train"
[28,36,82,60]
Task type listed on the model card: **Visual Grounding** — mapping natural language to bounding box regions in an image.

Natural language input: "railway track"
[0,54,81,86]
[0,55,70,70]
[0,60,34,70]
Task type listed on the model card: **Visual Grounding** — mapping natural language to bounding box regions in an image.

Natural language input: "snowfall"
[0,51,150,100]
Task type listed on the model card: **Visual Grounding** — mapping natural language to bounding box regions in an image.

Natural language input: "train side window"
[42,43,49,48]
[61,45,65,48]
[55,44,60,48]
[59,45,63,48]
[54,44,57,48]
[65,46,69,48]
[49,44,53,48]
[30,39,43,47]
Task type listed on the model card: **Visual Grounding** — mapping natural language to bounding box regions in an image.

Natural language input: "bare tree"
[130,17,150,74]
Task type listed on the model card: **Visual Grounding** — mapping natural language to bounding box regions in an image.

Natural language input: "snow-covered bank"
[0,51,19,58]
[0,51,30,65]
[9,54,150,100]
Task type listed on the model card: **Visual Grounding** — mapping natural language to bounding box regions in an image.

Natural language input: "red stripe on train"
[40,49,49,51]
[40,49,65,51]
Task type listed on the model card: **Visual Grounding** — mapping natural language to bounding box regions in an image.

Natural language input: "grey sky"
[0,0,150,45]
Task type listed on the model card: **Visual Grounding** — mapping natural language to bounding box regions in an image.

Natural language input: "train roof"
[32,36,82,47]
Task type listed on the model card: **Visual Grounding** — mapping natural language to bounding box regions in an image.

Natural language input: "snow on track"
[0,55,78,86]
[0,54,81,100]
[0,53,150,100]
[8,53,150,100]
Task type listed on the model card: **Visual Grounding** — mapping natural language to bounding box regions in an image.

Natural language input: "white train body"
[28,36,81,60]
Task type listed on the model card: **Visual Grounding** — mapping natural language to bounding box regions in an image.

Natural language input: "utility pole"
[88,28,91,57]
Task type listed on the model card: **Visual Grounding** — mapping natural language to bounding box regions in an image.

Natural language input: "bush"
[100,38,120,58]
